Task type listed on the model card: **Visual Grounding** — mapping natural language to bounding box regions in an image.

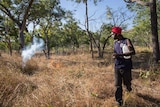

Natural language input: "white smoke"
[22,36,44,67]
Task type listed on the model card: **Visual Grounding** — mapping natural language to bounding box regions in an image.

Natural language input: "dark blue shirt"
[114,38,132,69]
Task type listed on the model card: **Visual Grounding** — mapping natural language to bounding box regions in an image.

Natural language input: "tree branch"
[0,3,21,27]
[124,0,151,6]
[21,0,34,31]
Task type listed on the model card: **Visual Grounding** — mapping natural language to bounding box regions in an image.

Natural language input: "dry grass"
[0,48,160,107]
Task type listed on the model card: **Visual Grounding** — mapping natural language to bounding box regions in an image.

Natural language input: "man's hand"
[113,53,123,59]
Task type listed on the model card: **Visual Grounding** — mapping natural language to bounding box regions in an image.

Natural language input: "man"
[111,26,135,106]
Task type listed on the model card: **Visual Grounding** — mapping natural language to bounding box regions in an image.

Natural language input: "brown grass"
[0,47,160,107]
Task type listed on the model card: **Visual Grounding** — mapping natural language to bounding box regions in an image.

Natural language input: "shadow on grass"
[132,70,140,79]
[137,93,160,106]
[133,52,152,70]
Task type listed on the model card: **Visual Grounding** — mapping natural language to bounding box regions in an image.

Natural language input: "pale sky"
[60,0,134,31]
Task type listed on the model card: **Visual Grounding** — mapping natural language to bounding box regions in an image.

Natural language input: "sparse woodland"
[0,0,160,107]
[0,47,160,107]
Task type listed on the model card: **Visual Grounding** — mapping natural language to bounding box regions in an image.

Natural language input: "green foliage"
[0,42,6,50]
[37,11,88,52]
[127,2,152,47]
[97,24,114,45]
[0,0,64,22]
[139,71,151,79]
[139,70,160,79]
[29,0,64,21]
[24,32,33,45]
[157,1,160,34]
[0,0,159,53]
[0,16,19,51]
[71,0,102,5]
[126,1,160,47]
[0,0,65,51]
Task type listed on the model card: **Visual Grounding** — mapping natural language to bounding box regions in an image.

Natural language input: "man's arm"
[126,39,135,56]
[113,39,135,58]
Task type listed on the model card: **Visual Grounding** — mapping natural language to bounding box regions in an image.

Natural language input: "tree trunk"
[98,44,103,58]
[45,33,50,59]
[85,0,94,58]
[46,35,50,59]
[97,34,103,58]
[8,37,12,56]
[150,0,159,63]
[102,35,111,58]
[19,30,25,49]
[124,0,160,63]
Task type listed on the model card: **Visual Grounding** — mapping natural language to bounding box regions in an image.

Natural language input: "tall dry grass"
[0,48,160,107]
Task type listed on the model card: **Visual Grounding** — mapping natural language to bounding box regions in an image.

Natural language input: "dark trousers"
[114,68,132,102]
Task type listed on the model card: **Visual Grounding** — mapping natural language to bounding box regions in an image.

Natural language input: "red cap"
[111,27,122,34]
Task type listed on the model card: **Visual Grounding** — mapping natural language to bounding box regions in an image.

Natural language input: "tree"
[106,6,134,29]
[92,7,133,58]
[62,12,83,53]
[48,12,87,54]
[71,0,102,58]
[0,14,19,55]
[130,5,152,47]
[0,0,34,49]
[124,0,159,63]
[0,0,64,53]
[38,0,65,59]
[100,24,113,57]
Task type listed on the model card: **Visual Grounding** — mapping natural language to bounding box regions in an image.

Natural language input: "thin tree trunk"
[85,0,94,58]
[98,44,102,58]
[45,32,50,59]
[46,35,50,59]
[19,30,25,49]
[8,38,12,56]
[150,0,159,63]
[102,35,111,57]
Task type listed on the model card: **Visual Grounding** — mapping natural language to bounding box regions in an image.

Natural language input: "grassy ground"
[0,47,160,107]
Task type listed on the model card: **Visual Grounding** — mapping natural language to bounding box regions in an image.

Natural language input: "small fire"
[48,59,62,69]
